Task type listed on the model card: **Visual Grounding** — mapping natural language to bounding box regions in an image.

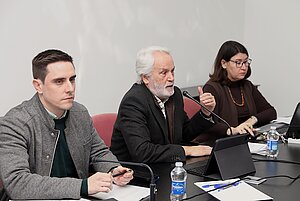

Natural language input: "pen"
[112,169,132,177]
[202,183,230,189]
[202,181,240,190]
[139,195,150,201]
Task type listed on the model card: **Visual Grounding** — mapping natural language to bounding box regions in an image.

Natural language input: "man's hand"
[111,166,134,186]
[182,145,212,157]
[198,86,216,116]
[88,172,113,195]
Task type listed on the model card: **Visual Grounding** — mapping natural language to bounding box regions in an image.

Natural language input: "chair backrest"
[92,113,117,147]
[183,97,201,119]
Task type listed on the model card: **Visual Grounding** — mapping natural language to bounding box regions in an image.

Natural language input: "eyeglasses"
[229,58,252,68]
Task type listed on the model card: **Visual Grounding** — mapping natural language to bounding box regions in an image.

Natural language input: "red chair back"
[92,113,117,147]
[183,97,201,119]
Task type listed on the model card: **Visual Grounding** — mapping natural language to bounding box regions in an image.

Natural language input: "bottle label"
[171,181,186,195]
[267,140,278,151]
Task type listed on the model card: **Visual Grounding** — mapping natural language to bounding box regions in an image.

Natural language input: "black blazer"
[111,83,214,163]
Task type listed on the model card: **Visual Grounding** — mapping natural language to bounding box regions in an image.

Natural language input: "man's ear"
[32,79,43,94]
[141,75,149,85]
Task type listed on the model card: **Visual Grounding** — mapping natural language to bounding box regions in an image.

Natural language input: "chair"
[183,97,201,119]
[92,113,117,147]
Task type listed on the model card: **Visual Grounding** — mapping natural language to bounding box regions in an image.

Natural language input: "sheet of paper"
[195,179,272,201]
[248,142,268,156]
[90,184,149,201]
[10,185,149,201]
[273,116,292,124]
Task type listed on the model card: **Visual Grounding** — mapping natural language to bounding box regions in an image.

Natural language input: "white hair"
[135,46,171,84]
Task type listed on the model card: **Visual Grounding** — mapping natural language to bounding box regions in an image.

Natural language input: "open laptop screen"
[286,102,300,139]
[255,103,300,137]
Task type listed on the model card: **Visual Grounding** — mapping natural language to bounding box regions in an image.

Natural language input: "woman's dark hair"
[209,40,251,85]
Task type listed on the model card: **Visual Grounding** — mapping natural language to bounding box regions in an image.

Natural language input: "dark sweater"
[51,114,88,197]
[194,79,277,144]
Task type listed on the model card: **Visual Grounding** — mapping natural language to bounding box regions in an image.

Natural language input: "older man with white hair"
[111,46,216,163]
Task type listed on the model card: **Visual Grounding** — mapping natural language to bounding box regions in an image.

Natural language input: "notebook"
[184,134,255,180]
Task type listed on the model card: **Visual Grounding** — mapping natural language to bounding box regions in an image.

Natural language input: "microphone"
[93,158,156,201]
[182,90,233,135]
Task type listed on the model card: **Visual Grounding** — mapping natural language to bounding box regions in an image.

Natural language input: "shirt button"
[46,155,50,159]
[51,133,55,137]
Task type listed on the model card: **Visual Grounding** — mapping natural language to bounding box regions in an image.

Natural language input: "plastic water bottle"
[267,126,280,157]
[170,162,187,201]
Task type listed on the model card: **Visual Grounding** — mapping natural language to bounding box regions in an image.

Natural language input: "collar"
[45,108,68,120]
[154,95,169,109]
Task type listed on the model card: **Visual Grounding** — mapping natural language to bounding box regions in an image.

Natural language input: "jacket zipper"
[48,130,60,176]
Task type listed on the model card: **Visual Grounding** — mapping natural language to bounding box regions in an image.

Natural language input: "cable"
[251,158,300,183]
[256,173,300,184]
[252,157,300,165]
[259,174,300,184]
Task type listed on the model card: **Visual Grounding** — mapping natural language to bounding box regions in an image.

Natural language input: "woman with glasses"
[193,40,276,144]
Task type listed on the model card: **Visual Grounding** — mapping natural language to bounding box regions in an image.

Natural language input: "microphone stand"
[183,90,233,135]
[93,159,156,201]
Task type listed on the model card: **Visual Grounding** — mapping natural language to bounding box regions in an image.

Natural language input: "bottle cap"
[175,162,183,167]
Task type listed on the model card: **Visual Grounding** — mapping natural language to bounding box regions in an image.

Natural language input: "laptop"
[256,102,300,138]
[255,122,289,135]
[184,134,255,180]
[285,102,300,139]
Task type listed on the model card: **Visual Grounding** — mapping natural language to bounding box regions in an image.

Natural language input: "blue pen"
[202,181,240,191]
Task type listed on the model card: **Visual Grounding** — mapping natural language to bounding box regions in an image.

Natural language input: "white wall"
[7,1,299,117]
[244,0,300,116]
[3,1,299,117]
[0,0,246,116]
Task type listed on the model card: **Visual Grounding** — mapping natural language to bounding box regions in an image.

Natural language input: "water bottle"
[170,162,187,201]
[267,126,280,157]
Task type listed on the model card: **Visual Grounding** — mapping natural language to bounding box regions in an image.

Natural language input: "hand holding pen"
[87,166,133,195]
[112,169,133,177]
[112,166,134,186]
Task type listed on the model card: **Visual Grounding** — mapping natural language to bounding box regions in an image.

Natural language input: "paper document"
[10,185,149,201]
[248,142,268,156]
[91,184,149,201]
[195,179,272,201]
[273,116,291,124]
